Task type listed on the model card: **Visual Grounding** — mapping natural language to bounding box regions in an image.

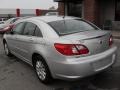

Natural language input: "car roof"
[25,16,81,23]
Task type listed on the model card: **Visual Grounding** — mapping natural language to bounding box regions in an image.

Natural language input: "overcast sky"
[0,0,58,9]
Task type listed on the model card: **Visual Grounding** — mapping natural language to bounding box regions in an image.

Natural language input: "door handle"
[29,38,33,41]
[30,39,33,41]
[15,37,18,39]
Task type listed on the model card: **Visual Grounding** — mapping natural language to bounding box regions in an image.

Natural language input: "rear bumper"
[51,46,117,80]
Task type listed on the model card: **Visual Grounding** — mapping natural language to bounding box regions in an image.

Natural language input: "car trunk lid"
[60,30,111,56]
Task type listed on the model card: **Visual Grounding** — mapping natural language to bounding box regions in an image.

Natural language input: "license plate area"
[92,56,112,71]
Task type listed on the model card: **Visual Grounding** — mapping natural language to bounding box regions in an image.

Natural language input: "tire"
[34,55,52,84]
[4,42,12,56]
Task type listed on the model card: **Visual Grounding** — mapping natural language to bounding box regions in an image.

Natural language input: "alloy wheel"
[36,60,47,81]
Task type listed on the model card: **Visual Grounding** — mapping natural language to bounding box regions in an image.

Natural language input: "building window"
[115,0,120,21]
[67,2,82,17]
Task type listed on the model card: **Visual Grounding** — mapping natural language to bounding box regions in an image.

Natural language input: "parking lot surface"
[0,35,120,90]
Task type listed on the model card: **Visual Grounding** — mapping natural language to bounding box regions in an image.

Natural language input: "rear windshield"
[48,19,100,36]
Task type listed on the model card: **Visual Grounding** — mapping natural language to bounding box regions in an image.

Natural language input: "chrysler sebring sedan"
[3,16,117,84]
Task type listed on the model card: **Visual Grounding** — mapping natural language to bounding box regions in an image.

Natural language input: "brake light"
[109,35,113,46]
[54,43,89,56]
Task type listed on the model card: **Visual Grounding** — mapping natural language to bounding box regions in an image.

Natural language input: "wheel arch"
[32,52,53,77]
[32,52,49,69]
[32,53,42,67]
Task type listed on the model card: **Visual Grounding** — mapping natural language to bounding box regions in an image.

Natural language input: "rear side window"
[12,22,25,35]
[23,22,36,36]
[34,26,43,37]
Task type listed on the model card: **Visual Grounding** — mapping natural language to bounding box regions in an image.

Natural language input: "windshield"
[48,19,100,36]
[5,18,19,24]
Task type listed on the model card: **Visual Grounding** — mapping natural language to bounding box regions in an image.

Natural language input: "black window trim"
[33,25,43,37]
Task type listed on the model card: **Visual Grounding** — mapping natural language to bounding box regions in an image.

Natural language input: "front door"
[7,22,26,55]
[14,22,37,62]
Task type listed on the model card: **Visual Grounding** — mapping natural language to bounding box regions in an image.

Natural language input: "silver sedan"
[3,16,117,84]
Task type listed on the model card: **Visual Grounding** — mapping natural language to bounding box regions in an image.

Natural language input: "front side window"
[23,22,36,36]
[48,19,99,36]
[12,22,25,35]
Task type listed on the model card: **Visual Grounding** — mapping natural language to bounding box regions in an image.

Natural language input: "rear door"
[23,22,45,62]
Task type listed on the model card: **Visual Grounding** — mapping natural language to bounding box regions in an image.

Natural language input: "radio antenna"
[63,0,66,18]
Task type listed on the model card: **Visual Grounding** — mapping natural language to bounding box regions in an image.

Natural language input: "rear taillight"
[109,35,113,46]
[54,43,89,56]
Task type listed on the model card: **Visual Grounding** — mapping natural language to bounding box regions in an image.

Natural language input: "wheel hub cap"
[36,61,46,80]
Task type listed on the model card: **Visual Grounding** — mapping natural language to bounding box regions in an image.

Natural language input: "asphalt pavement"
[0,34,120,90]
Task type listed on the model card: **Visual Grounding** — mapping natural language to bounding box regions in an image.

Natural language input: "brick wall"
[57,0,100,26]
[58,2,65,15]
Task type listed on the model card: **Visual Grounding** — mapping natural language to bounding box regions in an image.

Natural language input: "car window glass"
[12,22,25,35]
[5,19,12,24]
[23,22,36,36]
[3,18,7,21]
[34,26,43,37]
[10,18,18,24]
[48,19,99,36]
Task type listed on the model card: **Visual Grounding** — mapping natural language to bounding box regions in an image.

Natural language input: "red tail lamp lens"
[54,43,89,56]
